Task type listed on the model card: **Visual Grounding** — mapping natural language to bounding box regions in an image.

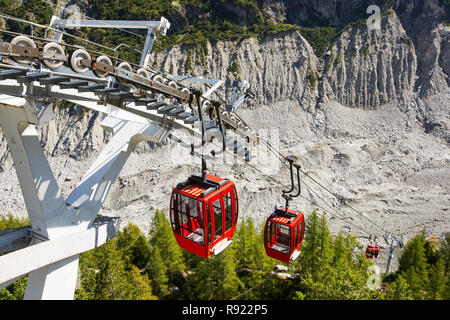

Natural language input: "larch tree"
[116,223,151,270]
[427,257,448,300]
[398,229,429,298]
[185,245,242,300]
[147,246,170,298]
[148,209,186,282]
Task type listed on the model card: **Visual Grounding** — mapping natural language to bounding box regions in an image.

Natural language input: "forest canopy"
[1,210,448,300]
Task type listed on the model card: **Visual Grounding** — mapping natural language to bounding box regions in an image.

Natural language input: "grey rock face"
[150,31,319,111]
[321,13,417,109]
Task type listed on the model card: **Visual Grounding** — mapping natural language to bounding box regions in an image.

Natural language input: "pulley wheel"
[94,55,113,78]
[167,80,178,89]
[70,49,91,73]
[11,36,36,65]
[137,68,150,79]
[42,42,65,69]
[117,62,133,72]
[152,74,164,84]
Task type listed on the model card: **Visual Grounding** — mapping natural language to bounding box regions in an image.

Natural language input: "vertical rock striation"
[321,13,417,109]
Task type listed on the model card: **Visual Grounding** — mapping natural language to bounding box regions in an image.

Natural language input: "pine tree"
[317,212,333,266]
[76,239,156,300]
[234,217,250,269]
[186,246,242,300]
[0,213,29,300]
[0,277,27,300]
[0,212,29,230]
[116,223,150,270]
[298,211,332,278]
[147,247,170,298]
[123,265,157,300]
[424,235,440,267]
[427,258,448,300]
[149,209,186,281]
[398,229,429,298]
[232,217,275,300]
[385,274,414,300]
[438,234,450,276]
[297,210,320,274]
[246,217,273,271]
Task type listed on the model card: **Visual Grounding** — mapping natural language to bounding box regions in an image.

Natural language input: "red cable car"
[264,208,305,263]
[263,155,305,263]
[170,173,238,259]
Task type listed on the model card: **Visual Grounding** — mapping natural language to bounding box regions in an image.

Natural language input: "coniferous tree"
[147,247,170,298]
[439,234,450,276]
[302,232,372,299]
[0,212,29,229]
[385,274,414,300]
[295,211,378,301]
[398,229,429,298]
[0,213,29,300]
[234,217,250,269]
[427,258,448,300]
[123,265,158,300]
[297,211,332,279]
[186,245,242,299]
[233,217,275,300]
[0,277,27,300]
[317,213,333,266]
[246,217,273,271]
[424,234,440,267]
[297,210,320,275]
[116,223,150,270]
[148,209,186,281]
[76,239,156,300]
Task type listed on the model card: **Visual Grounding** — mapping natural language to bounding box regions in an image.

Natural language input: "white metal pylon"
[0,13,257,299]
[0,96,169,299]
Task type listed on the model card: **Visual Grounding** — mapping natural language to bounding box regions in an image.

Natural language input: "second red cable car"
[263,155,305,263]
[170,173,238,259]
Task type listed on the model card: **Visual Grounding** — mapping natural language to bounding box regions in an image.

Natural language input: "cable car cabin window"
[298,220,303,243]
[233,185,239,226]
[294,224,299,248]
[207,204,212,246]
[171,193,205,245]
[277,224,291,251]
[224,191,233,231]
[265,221,291,254]
[212,198,222,240]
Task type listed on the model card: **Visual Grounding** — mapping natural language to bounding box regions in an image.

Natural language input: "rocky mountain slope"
[0,2,449,270]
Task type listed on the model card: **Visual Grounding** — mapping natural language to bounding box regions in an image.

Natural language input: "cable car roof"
[174,173,232,199]
[269,208,303,226]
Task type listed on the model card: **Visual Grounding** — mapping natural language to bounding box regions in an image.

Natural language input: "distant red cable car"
[264,208,305,263]
[365,235,381,258]
[365,244,381,258]
[170,173,238,259]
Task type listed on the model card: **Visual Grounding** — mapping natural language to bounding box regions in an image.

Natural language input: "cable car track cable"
[227,108,395,236]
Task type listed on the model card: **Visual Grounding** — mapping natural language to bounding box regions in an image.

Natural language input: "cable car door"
[209,191,232,255]
[210,193,224,247]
